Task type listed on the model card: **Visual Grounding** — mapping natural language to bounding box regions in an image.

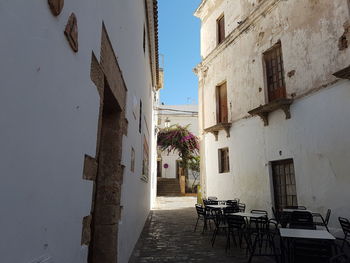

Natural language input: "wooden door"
[272,159,298,211]
[216,82,228,123]
[265,44,286,102]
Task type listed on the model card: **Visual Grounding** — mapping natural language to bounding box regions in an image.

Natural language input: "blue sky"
[158,0,202,105]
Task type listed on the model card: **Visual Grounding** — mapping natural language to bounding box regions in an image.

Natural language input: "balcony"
[204,122,232,141]
[248,98,293,126]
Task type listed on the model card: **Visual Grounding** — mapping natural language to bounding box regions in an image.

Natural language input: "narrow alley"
[129,197,275,263]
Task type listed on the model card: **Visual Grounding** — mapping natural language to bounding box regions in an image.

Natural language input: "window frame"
[216,14,225,45]
[218,147,230,173]
[216,81,228,124]
[263,42,286,103]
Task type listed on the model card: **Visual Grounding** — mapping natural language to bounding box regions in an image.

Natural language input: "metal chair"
[238,203,246,212]
[289,211,315,230]
[211,208,227,247]
[194,204,213,233]
[226,214,248,252]
[313,209,331,231]
[339,217,350,250]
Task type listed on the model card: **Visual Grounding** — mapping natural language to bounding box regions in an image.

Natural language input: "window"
[139,100,142,133]
[143,24,146,54]
[271,159,298,211]
[217,15,225,45]
[141,137,149,182]
[264,43,286,102]
[216,82,228,123]
[218,148,230,173]
[130,147,135,172]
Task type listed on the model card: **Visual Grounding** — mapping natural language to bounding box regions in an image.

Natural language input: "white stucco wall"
[0,1,156,262]
[203,81,350,229]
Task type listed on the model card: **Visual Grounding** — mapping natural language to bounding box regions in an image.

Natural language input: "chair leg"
[194,217,199,232]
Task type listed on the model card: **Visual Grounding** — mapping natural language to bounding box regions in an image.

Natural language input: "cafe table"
[206,204,229,209]
[282,208,312,213]
[279,228,336,263]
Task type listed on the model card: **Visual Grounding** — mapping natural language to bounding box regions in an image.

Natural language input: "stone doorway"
[88,23,128,263]
[89,81,122,262]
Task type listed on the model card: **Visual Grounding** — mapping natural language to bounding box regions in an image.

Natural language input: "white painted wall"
[0,0,157,262]
[203,81,350,230]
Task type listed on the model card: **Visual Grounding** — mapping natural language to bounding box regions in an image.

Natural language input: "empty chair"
[238,203,246,212]
[211,209,227,247]
[194,204,213,233]
[224,205,237,215]
[289,211,315,229]
[203,199,218,206]
[226,215,248,252]
[339,217,350,250]
[313,209,331,231]
[249,210,268,230]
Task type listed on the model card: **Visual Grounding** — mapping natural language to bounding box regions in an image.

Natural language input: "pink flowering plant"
[157,125,199,172]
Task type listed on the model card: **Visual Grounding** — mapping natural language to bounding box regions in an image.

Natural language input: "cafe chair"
[225,214,248,252]
[194,204,214,233]
[211,209,227,247]
[289,211,315,230]
[339,217,350,251]
[313,209,331,232]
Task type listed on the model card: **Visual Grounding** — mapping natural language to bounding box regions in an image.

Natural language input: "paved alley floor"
[129,197,276,263]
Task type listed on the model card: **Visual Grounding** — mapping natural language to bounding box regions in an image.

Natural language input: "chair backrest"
[272,207,279,221]
[238,203,246,212]
[203,199,218,206]
[325,209,331,225]
[211,208,224,226]
[195,204,205,216]
[224,206,237,214]
[251,209,268,216]
[290,211,315,229]
[339,217,350,235]
[285,205,307,210]
[226,215,246,229]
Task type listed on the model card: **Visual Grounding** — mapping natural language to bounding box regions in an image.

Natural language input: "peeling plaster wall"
[199,0,350,127]
[196,0,350,230]
[0,0,155,262]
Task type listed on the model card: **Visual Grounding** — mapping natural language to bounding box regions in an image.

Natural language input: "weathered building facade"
[195,0,350,229]
[0,0,159,262]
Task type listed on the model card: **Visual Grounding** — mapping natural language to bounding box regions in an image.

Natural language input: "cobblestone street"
[129,197,275,263]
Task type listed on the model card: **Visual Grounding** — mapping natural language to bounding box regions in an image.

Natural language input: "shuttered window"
[218,148,230,173]
[216,82,228,124]
[217,15,225,45]
[264,43,286,102]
